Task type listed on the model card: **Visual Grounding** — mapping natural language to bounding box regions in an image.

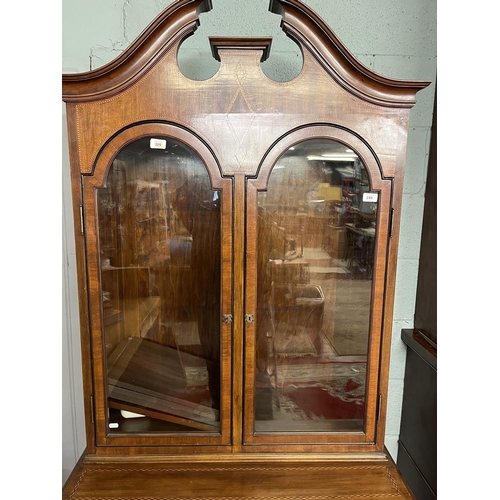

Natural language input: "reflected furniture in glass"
[62,0,430,497]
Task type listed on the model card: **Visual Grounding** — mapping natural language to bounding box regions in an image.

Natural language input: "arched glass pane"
[255,139,377,433]
[97,137,221,434]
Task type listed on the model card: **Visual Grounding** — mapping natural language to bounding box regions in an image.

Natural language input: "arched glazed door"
[244,126,392,450]
[84,123,233,447]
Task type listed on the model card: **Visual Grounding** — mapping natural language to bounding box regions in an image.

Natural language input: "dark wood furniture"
[62,0,430,497]
[397,91,437,500]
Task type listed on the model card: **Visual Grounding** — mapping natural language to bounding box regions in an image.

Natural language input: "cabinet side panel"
[64,103,96,454]
[63,103,87,482]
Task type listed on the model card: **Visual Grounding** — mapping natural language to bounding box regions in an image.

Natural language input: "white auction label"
[362,192,378,202]
[150,138,167,149]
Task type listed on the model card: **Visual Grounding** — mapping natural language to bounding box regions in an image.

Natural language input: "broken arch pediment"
[62,0,430,177]
[63,0,428,106]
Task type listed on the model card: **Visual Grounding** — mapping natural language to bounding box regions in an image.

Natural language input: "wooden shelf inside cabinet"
[107,337,219,432]
[104,296,161,352]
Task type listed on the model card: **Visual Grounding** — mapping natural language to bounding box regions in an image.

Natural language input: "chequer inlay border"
[69,464,404,500]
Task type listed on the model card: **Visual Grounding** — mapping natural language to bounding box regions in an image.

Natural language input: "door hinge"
[90,395,94,424]
[377,394,382,422]
[79,205,85,235]
[389,207,394,238]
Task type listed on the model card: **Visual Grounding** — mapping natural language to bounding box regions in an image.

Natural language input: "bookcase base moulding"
[62,0,430,497]
[64,454,414,499]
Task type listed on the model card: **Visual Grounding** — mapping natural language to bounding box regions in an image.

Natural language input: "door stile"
[243,180,259,444]
[218,176,235,446]
[361,180,392,446]
[231,173,247,451]
[82,176,112,445]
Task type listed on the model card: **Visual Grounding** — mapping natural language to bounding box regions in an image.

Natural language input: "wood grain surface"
[64,458,415,499]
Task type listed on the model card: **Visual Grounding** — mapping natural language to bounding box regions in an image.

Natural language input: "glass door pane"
[254,139,377,434]
[97,137,222,434]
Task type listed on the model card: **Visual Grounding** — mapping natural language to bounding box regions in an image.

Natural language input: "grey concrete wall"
[62,0,436,484]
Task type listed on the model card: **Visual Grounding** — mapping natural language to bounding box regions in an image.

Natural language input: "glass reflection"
[97,137,221,434]
[255,139,377,433]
